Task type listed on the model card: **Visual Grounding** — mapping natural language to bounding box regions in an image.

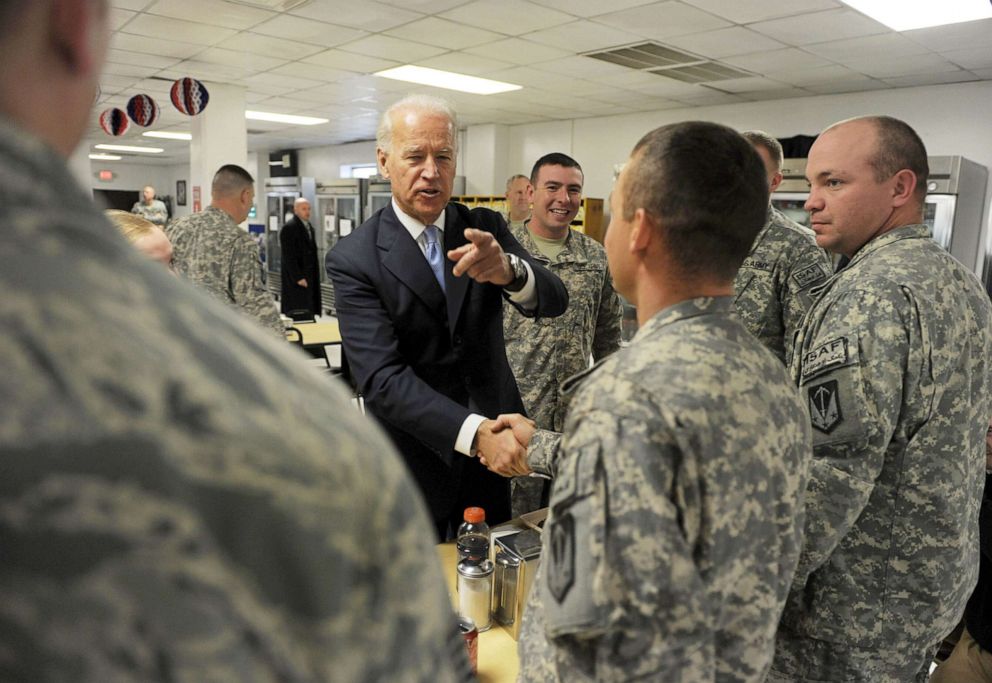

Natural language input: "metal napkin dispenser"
[492,528,543,640]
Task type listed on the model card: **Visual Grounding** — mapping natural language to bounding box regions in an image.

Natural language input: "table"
[438,543,519,683]
[285,320,341,348]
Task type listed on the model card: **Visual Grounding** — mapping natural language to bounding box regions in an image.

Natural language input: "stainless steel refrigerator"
[315,179,365,315]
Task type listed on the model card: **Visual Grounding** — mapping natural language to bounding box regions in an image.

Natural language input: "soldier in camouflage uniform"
[769,116,992,683]
[503,173,531,230]
[131,185,169,227]
[504,153,623,517]
[167,165,283,335]
[733,131,831,363]
[515,122,811,682]
[0,2,467,680]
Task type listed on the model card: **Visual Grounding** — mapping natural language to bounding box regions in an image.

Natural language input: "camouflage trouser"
[511,475,547,519]
[768,629,937,683]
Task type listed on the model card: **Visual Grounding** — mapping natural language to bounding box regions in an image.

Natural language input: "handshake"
[474,413,536,477]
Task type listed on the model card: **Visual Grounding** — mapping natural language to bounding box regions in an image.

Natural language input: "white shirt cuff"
[456,413,487,456]
[506,260,538,309]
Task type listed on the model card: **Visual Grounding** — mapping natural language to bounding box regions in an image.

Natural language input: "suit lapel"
[444,203,470,333]
[378,204,447,318]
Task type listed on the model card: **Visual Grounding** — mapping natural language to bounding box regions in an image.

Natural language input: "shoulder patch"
[808,380,843,433]
[741,258,772,272]
[547,512,576,603]
[802,337,850,380]
[792,262,829,289]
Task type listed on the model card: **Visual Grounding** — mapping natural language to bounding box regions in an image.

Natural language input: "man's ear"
[630,208,654,253]
[376,148,390,179]
[890,169,917,207]
[769,171,784,193]
[50,0,105,76]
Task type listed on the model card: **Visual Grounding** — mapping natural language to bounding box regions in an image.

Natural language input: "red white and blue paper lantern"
[170,77,209,116]
[98,108,130,136]
[127,94,159,127]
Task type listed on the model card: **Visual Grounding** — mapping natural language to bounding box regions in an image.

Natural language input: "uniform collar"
[846,224,930,269]
[634,296,735,343]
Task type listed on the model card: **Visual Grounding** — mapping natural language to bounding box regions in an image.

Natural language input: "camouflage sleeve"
[793,287,917,585]
[147,202,168,227]
[229,238,283,335]
[781,244,831,363]
[526,428,562,477]
[591,264,623,362]
[536,409,712,680]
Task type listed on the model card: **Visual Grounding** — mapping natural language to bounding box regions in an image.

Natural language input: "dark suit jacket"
[326,202,568,523]
[280,215,321,316]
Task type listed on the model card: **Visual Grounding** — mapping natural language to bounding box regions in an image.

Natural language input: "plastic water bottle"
[456,507,490,565]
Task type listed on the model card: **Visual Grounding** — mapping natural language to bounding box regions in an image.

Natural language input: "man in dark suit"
[280,197,321,320]
[327,95,568,538]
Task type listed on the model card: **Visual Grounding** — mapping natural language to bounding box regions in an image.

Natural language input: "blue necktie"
[424,225,445,294]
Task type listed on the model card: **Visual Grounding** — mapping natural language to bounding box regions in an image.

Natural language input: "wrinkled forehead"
[392,108,455,147]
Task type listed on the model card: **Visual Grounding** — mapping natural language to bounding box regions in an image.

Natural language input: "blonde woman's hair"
[106,209,156,243]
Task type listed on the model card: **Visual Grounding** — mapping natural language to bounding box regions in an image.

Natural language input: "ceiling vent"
[585,41,753,83]
[650,62,753,83]
[223,0,311,10]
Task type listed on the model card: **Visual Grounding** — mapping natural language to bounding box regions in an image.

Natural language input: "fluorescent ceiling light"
[89,153,122,160]
[245,110,328,125]
[841,0,992,30]
[374,65,522,95]
[94,144,164,154]
[143,131,192,140]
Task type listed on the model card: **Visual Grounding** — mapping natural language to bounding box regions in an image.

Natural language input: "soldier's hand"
[447,228,513,286]
[493,413,535,450]
[475,419,531,477]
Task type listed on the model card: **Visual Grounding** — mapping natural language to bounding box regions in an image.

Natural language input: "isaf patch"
[809,380,843,433]
[802,337,849,380]
[547,512,575,603]
[792,262,829,289]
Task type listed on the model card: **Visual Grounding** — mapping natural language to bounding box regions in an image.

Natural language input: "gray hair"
[376,94,458,154]
[293,197,310,208]
[741,130,784,171]
[505,174,529,190]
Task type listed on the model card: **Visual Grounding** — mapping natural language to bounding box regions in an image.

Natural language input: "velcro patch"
[808,380,843,433]
[741,258,772,272]
[793,262,829,289]
[802,337,849,379]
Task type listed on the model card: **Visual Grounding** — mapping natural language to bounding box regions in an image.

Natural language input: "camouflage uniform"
[168,206,283,334]
[733,206,831,363]
[0,117,468,683]
[519,297,811,682]
[504,224,622,517]
[771,224,992,682]
[131,198,168,226]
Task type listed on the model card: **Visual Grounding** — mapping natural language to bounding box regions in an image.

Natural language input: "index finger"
[463,228,494,246]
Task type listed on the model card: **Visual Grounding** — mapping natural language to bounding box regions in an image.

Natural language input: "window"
[340,163,378,179]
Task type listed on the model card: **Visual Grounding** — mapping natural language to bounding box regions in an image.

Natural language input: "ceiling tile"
[110,8,136,30]
[769,64,869,85]
[536,56,636,79]
[102,62,160,78]
[749,9,888,46]
[679,0,839,24]
[854,53,963,79]
[302,49,401,74]
[266,62,355,82]
[440,0,576,36]
[804,75,889,94]
[144,0,274,29]
[700,76,789,93]
[106,48,180,69]
[674,89,746,105]
[337,35,447,63]
[100,74,142,90]
[122,14,238,46]
[415,52,515,76]
[664,27,787,59]
[594,2,732,41]
[289,0,423,32]
[112,0,154,9]
[249,15,367,48]
[111,32,205,59]
[383,17,504,51]
[738,87,813,101]
[904,19,992,52]
[217,32,325,60]
[882,71,980,88]
[803,33,932,62]
[463,37,571,66]
[527,0,657,18]
[941,48,992,71]
[194,47,288,72]
[375,0,470,11]
[172,59,252,81]
[524,20,643,53]
[723,48,832,73]
[249,71,324,91]
[969,67,992,79]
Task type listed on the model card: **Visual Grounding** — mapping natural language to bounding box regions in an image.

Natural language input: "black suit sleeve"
[326,246,471,457]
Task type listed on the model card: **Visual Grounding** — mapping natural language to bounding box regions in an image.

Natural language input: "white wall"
[509,81,992,273]
[299,139,378,181]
